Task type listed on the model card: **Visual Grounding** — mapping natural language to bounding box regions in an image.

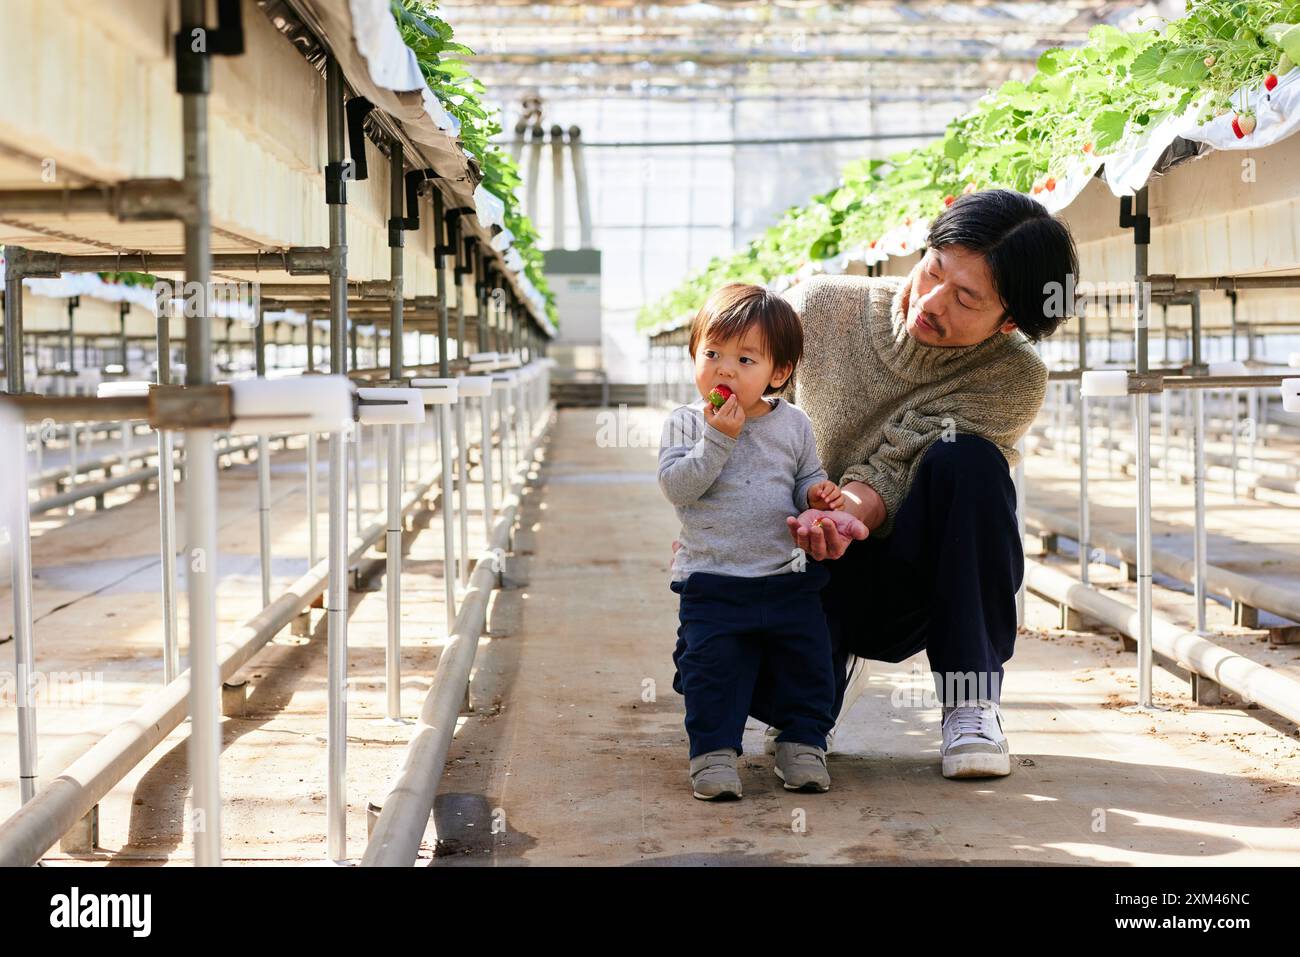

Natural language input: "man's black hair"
[925,188,1078,342]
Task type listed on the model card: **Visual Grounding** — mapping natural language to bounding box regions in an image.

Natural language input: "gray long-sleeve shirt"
[658,395,828,581]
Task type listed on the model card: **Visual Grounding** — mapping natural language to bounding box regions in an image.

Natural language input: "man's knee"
[920,434,1014,499]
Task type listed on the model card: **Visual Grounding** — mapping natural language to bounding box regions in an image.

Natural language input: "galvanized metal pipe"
[156,310,179,683]
[325,57,350,863]
[1131,186,1154,709]
[386,142,405,722]
[1190,292,1208,635]
[362,407,552,867]
[0,465,443,867]
[180,0,222,865]
[255,300,273,609]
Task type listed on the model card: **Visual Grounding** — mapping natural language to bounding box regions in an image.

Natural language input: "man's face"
[905,245,1018,347]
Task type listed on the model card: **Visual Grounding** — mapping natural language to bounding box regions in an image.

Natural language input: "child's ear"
[771,363,793,389]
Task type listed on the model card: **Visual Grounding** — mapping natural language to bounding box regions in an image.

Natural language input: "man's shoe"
[773,742,831,792]
[689,749,743,800]
[941,701,1011,779]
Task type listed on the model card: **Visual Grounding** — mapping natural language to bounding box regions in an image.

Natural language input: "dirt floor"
[3,405,1299,865]
[432,406,1300,866]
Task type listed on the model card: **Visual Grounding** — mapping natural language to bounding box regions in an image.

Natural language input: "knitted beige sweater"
[776,273,1047,537]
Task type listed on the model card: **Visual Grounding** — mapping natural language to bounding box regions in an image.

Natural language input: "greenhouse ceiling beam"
[449,19,1104,41]
[0,183,197,220]
[1149,274,1300,294]
[2,248,340,283]
[465,48,1041,65]
[441,0,1118,10]
[575,131,947,147]
[479,84,980,103]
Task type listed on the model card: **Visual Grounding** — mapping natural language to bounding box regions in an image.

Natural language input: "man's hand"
[807,480,843,511]
[704,393,745,439]
[671,539,681,555]
[786,508,868,561]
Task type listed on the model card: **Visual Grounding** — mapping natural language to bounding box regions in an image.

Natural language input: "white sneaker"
[940,701,1011,779]
[763,656,867,755]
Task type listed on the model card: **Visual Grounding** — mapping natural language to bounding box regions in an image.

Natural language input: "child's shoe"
[689,749,743,800]
[773,742,830,792]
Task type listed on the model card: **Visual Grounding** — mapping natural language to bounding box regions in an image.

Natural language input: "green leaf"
[1091,110,1129,150]
[1130,44,1165,84]
[1266,24,1300,63]
[1158,47,1211,87]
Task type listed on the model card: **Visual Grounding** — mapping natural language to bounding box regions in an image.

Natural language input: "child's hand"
[807,480,843,511]
[704,393,745,439]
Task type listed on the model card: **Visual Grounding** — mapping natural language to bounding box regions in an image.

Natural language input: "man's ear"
[998,319,1018,335]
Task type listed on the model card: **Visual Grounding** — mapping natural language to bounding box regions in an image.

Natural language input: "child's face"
[693,327,791,412]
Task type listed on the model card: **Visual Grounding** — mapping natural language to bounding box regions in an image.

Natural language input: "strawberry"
[1265,73,1278,91]
[1232,112,1256,138]
[943,194,955,207]
[1203,55,1216,68]
[1045,176,1057,191]
[962,181,977,195]
[707,384,734,408]
[1082,141,1093,154]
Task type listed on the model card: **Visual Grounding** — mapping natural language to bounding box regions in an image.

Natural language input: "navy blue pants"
[671,561,835,758]
[752,434,1023,720]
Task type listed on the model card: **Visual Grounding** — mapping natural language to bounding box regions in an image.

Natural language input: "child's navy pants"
[670,562,835,759]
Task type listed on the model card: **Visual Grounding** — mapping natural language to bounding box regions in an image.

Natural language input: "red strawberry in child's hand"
[708,384,734,408]
[1232,112,1256,138]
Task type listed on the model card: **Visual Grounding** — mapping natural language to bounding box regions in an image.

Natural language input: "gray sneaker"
[941,701,1011,779]
[689,749,743,800]
[773,741,831,792]
[765,725,834,755]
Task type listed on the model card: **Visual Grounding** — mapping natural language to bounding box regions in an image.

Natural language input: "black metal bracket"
[345,97,376,181]
[175,0,244,95]
[326,161,354,206]
[457,237,476,278]
[1119,195,1150,245]
[391,169,439,244]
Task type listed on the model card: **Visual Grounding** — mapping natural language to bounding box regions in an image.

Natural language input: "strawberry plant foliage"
[639,0,1300,332]
[390,0,556,324]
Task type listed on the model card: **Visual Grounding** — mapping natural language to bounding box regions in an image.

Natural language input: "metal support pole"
[480,393,496,536]
[438,402,457,632]
[156,308,179,683]
[434,219,458,629]
[1014,438,1026,628]
[1190,292,1208,634]
[306,317,319,567]
[1077,308,1090,585]
[179,0,223,865]
[255,295,272,609]
[1228,291,1239,501]
[325,58,350,862]
[4,253,37,805]
[1128,187,1155,710]
[385,142,405,722]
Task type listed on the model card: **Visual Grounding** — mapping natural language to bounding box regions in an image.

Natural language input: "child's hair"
[687,283,803,394]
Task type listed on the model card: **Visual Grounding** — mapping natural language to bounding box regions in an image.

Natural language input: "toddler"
[658,282,861,800]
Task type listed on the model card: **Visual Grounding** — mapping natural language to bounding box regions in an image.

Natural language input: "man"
[761,188,1078,778]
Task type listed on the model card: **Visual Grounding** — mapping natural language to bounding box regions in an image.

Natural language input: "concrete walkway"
[436,407,1300,866]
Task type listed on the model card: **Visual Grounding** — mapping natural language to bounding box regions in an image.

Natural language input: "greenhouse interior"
[1,0,1300,900]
